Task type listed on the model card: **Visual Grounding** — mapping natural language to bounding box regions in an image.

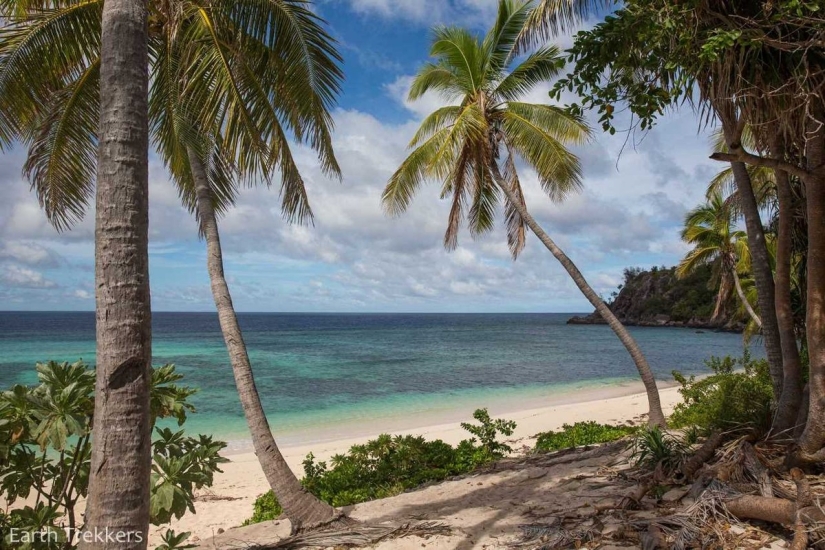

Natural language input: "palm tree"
[382,0,666,427]
[677,192,761,327]
[84,0,153,544]
[0,0,342,527]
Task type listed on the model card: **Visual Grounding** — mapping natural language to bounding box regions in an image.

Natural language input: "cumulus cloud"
[1,265,58,289]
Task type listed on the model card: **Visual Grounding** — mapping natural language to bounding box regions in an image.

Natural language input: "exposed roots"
[512,433,825,549]
[255,521,451,549]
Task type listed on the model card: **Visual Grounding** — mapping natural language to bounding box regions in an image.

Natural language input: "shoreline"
[156,381,686,545]
[215,377,679,454]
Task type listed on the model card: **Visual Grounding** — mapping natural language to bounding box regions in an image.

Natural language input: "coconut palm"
[382,0,666,427]
[677,192,761,327]
[0,0,342,527]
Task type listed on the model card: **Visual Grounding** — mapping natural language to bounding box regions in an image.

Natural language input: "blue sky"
[0,0,721,313]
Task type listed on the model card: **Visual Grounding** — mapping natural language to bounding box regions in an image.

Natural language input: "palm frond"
[410,105,463,148]
[502,143,527,258]
[502,102,588,201]
[428,26,485,97]
[22,58,99,230]
[516,0,614,51]
[383,127,452,216]
[495,45,563,102]
[482,0,531,74]
[0,0,101,147]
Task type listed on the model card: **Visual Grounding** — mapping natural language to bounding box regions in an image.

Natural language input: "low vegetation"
[534,421,636,452]
[245,408,516,524]
[669,352,774,434]
[0,362,226,549]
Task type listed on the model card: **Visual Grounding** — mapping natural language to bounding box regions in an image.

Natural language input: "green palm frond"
[676,246,719,278]
[502,143,527,258]
[408,61,464,103]
[0,0,101,147]
[427,26,486,97]
[410,105,463,148]
[495,45,563,102]
[383,127,453,216]
[501,102,587,202]
[443,144,473,250]
[467,147,498,237]
[22,58,99,230]
[482,0,531,74]
[516,0,614,50]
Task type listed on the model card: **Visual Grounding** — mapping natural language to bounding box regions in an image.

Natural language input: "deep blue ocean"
[0,312,754,446]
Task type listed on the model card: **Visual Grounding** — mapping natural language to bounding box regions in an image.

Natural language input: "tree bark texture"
[82,0,152,546]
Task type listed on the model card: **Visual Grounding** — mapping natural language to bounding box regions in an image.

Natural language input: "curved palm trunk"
[189,150,336,529]
[491,167,666,428]
[728,160,784,397]
[771,157,803,434]
[710,272,732,325]
[82,0,152,547]
[731,270,761,328]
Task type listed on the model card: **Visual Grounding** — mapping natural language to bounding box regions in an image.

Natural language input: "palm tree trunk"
[771,156,803,434]
[711,272,732,325]
[491,166,666,428]
[731,270,762,328]
[189,149,337,529]
[797,106,825,460]
[82,0,152,546]
[728,160,785,398]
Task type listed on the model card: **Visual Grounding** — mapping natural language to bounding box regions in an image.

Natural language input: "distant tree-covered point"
[568,265,745,332]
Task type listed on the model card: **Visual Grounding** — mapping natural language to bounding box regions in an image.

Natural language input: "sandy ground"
[156,382,685,547]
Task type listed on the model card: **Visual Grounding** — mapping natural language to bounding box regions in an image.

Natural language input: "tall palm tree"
[677,192,761,327]
[85,0,153,545]
[382,0,666,427]
[0,0,342,527]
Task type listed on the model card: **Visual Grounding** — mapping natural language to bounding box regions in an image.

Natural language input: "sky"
[0,0,722,313]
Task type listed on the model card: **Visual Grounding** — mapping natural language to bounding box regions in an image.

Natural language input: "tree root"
[261,521,451,549]
[678,431,724,481]
[640,524,666,550]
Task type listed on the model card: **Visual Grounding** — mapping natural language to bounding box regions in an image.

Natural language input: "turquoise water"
[0,312,756,446]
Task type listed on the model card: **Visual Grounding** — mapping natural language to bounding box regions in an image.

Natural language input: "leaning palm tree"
[677,192,761,327]
[0,0,341,527]
[382,0,666,427]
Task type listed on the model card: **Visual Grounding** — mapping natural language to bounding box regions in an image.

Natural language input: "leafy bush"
[630,426,688,471]
[243,490,283,526]
[669,352,773,433]
[246,408,516,523]
[534,421,636,452]
[0,361,226,549]
[460,408,516,460]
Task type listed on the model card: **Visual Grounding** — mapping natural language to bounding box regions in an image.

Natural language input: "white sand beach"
[155,382,685,546]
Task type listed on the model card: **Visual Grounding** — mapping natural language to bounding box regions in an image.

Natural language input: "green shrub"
[460,408,516,460]
[534,421,637,452]
[630,426,688,471]
[245,408,516,523]
[0,361,225,550]
[243,490,283,526]
[669,352,773,433]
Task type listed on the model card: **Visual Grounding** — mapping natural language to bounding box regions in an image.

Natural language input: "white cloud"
[1,265,57,289]
[343,0,498,27]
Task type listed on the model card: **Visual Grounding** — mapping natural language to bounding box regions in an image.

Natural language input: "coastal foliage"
[0,361,226,549]
[534,421,636,452]
[630,426,689,472]
[669,353,774,435]
[245,409,516,522]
